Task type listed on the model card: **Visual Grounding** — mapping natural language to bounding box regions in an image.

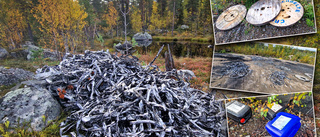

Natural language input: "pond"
[107,41,214,58]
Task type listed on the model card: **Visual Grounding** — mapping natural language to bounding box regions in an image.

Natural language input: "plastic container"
[266,103,286,121]
[265,112,301,137]
[226,101,252,124]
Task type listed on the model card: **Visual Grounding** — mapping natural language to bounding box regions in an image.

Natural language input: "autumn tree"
[33,0,87,55]
[149,1,162,32]
[130,5,142,33]
[0,0,27,49]
[104,1,118,38]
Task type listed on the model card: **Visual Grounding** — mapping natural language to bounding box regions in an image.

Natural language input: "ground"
[211,53,314,94]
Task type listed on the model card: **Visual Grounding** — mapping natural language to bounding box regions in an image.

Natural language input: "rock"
[132,32,152,47]
[0,67,34,86]
[10,41,60,61]
[43,49,59,61]
[133,32,152,41]
[0,87,61,131]
[180,25,189,30]
[0,47,9,59]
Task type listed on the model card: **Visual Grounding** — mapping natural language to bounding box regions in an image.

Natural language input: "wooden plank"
[270,0,304,27]
[246,0,281,25]
[215,5,247,30]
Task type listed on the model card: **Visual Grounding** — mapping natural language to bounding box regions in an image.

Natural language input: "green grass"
[0,58,60,72]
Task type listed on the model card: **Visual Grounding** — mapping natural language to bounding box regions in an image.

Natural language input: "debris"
[35,47,226,137]
[295,74,310,82]
[213,62,251,79]
[269,71,288,85]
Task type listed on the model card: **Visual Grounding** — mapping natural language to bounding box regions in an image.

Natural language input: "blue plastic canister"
[265,112,301,137]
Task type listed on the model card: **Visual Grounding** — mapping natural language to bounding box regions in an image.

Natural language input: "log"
[246,0,281,25]
[270,0,304,27]
[215,5,247,30]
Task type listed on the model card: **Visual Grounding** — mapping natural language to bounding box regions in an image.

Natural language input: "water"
[131,41,213,58]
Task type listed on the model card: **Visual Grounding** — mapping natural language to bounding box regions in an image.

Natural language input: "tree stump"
[270,0,304,27]
[246,0,281,25]
[215,5,247,30]
[165,45,175,71]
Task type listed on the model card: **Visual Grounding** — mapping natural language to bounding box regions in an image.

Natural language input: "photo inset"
[210,42,316,94]
[226,92,316,136]
[210,0,317,45]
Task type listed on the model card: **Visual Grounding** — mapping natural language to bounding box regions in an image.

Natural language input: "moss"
[0,111,68,137]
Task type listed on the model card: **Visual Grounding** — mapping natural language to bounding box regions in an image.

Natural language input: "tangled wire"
[213,62,251,79]
[270,71,289,85]
[35,47,226,137]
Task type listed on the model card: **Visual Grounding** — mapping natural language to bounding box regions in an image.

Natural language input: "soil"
[213,17,316,45]
[227,95,316,137]
[210,53,314,94]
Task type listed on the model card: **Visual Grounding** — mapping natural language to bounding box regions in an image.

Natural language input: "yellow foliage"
[0,0,26,49]
[150,1,162,31]
[104,1,118,34]
[130,6,142,33]
[33,0,87,53]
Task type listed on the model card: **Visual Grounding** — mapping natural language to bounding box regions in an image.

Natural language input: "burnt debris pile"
[270,71,289,85]
[213,62,251,79]
[35,48,226,137]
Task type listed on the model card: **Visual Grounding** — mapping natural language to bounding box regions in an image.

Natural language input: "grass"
[133,52,212,92]
[0,111,68,137]
[0,58,60,73]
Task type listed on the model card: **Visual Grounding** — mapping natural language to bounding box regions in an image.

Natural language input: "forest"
[0,0,213,55]
[215,43,316,65]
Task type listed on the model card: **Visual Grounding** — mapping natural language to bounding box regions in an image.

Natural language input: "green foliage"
[292,92,308,107]
[304,4,315,20]
[96,33,104,46]
[131,38,138,47]
[31,48,44,60]
[306,18,315,27]
[260,108,268,118]
[223,43,316,64]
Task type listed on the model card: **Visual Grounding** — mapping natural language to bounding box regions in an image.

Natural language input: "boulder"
[133,32,152,47]
[0,87,61,131]
[0,67,34,86]
[43,49,59,61]
[10,41,60,61]
[0,47,9,59]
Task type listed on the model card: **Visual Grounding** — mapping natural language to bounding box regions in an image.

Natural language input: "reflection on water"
[132,41,213,58]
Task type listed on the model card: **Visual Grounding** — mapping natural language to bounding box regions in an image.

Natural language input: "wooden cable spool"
[270,0,304,27]
[215,5,247,30]
[246,0,281,25]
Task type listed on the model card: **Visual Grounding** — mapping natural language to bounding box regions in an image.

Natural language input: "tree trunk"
[26,21,34,43]
[165,45,175,71]
[62,31,69,53]
[171,1,175,36]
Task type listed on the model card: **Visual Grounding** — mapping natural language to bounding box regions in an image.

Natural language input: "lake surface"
[130,41,214,58]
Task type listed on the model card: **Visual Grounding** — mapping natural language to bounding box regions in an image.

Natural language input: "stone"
[0,87,61,131]
[0,47,9,59]
[133,32,152,47]
[9,41,60,61]
[0,67,34,86]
